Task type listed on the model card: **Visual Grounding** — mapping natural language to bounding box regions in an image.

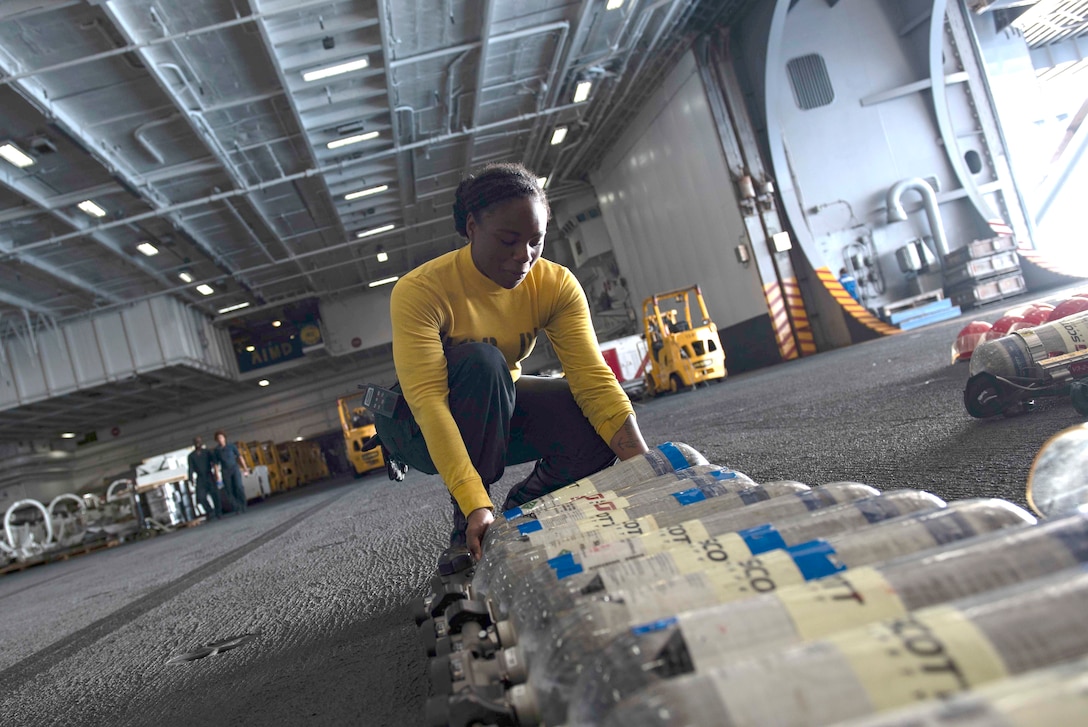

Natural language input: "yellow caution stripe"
[764,281,800,360]
[815,267,900,336]
[781,277,817,355]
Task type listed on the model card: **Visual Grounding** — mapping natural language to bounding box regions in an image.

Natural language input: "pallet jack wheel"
[964,372,1007,419]
[1071,381,1088,417]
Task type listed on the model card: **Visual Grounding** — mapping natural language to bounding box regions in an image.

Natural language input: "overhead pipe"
[133,113,181,165]
[461,0,497,170]
[886,177,951,265]
[387,21,570,69]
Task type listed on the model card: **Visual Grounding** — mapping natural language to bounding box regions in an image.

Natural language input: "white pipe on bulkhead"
[886,177,950,265]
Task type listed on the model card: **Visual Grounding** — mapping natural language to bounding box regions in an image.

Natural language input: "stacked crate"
[944,235,1026,309]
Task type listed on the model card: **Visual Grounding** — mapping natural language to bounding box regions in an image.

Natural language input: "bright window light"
[357,223,395,239]
[0,142,35,168]
[537,176,548,188]
[60,432,77,439]
[345,184,389,201]
[272,320,282,327]
[302,56,370,83]
[550,126,568,145]
[606,0,624,9]
[178,271,194,283]
[573,81,593,104]
[218,302,251,314]
[196,284,214,296]
[78,200,108,218]
[136,242,159,257]
[245,345,255,352]
[368,276,399,288]
[327,131,379,149]
[258,379,270,387]
[377,250,389,262]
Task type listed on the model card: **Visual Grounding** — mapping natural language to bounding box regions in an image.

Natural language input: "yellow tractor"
[642,284,727,396]
[338,394,386,478]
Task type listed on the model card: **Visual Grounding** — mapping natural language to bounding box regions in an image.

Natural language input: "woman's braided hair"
[452,163,549,238]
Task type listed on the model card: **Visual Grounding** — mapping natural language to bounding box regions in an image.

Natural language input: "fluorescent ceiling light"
[357,223,395,238]
[345,184,388,201]
[537,176,548,188]
[258,379,270,387]
[0,142,35,168]
[245,345,256,352]
[196,284,214,296]
[294,436,304,442]
[302,56,370,83]
[606,0,624,9]
[136,242,159,257]
[272,320,282,327]
[573,81,593,104]
[218,302,251,314]
[550,127,568,145]
[78,200,108,218]
[376,250,389,262]
[178,271,194,283]
[368,276,399,288]
[60,432,77,439]
[327,131,379,149]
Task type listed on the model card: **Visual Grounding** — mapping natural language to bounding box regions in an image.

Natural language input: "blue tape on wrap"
[659,442,691,472]
[787,540,846,580]
[555,563,584,580]
[503,507,524,521]
[854,496,902,524]
[739,524,788,554]
[631,616,679,635]
[517,520,544,535]
[711,470,738,481]
[798,489,835,512]
[548,553,576,571]
[672,488,707,506]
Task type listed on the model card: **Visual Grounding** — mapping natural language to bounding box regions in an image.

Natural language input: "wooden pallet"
[0,537,121,576]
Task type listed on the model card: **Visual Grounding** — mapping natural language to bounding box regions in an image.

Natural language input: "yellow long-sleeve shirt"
[390,244,634,516]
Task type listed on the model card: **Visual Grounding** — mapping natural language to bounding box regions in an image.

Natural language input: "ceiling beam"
[3,100,584,263]
[0,37,266,306]
[0,288,58,317]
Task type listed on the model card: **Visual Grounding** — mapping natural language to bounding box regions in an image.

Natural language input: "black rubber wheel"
[1071,381,1088,416]
[671,374,693,394]
[964,373,1008,418]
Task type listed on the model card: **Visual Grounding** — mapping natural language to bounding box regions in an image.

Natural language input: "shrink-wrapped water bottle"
[568,509,1088,724]
[597,565,1088,727]
[497,499,1034,726]
[833,656,1088,727]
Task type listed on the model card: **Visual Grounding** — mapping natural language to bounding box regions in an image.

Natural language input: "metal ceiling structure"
[0,0,751,330]
[0,0,759,441]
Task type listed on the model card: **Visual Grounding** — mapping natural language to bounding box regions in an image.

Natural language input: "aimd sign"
[237,340,305,373]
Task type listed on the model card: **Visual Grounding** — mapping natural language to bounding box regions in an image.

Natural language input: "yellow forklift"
[338,394,386,478]
[642,284,727,396]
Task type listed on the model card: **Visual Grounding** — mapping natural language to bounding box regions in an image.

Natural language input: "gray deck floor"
[1,289,1083,726]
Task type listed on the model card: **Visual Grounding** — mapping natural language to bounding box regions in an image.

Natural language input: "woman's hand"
[466,507,495,560]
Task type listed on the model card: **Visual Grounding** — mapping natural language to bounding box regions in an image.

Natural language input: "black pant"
[194,476,222,520]
[223,467,247,514]
[375,343,617,546]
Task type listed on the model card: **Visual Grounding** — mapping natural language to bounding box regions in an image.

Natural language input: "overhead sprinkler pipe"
[886,177,950,266]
